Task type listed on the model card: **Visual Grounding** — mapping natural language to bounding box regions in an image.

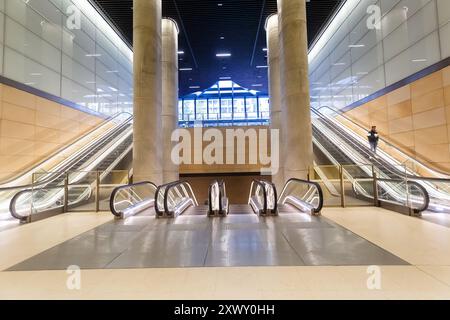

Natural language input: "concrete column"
[278,0,313,180]
[266,14,284,190]
[162,18,179,183]
[133,0,162,184]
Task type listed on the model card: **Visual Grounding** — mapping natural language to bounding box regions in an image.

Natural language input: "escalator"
[312,106,450,213]
[0,113,134,223]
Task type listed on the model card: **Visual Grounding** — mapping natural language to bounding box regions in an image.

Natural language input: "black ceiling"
[92,0,342,96]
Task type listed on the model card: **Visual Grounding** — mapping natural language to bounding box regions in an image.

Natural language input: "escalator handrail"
[155,180,198,215]
[378,178,430,212]
[208,179,226,214]
[109,181,158,217]
[278,178,324,214]
[9,184,92,221]
[313,109,423,180]
[248,180,268,213]
[315,106,450,178]
[315,108,450,183]
[0,112,132,187]
[0,114,133,192]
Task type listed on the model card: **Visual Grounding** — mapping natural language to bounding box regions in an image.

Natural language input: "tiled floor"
[7,205,406,270]
[1,206,450,299]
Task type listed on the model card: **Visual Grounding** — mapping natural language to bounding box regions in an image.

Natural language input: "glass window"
[246,98,258,119]
[233,98,246,119]
[183,100,195,121]
[259,97,270,119]
[196,99,207,120]
[221,98,232,120]
[209,99,220,120]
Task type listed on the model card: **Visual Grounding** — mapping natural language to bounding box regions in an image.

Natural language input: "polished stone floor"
[8,205,407,271]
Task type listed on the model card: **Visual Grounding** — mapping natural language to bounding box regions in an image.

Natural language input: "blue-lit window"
[246,98,258,119]
[196,99,208,120]
[183,100,195,121]
[259,97,270,119]
[233,98,246,119]
[209,99,220,119]
[179,80,270,127]
[221,99,233,120]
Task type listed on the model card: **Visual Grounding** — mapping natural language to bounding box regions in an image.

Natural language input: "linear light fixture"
[72,0,132,62]
[308,0,359,64]
[179,68,193,71]
[216,53,231,57]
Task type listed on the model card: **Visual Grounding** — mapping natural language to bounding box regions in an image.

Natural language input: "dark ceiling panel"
[91,0,342,96]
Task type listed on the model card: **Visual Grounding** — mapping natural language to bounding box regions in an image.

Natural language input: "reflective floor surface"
[8,205,407,271]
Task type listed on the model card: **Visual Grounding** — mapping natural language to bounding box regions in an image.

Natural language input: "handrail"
[0,113,133,192]
[314,108,450,187]
[109,181,158,218]
[373,178,429,212]
[0,112,132,187]
[248,180,277,215]
[315,105,450,178]
[208,180,228,215]
[155,180,198,217]
[248,180,268,213]
[7,118,133,220]
[278,178,324,215]
[380,178,430,212]
[9,183,92,221]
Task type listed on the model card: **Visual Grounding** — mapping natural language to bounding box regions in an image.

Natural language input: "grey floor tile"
[7,205,409,270]
[9,251,121,271]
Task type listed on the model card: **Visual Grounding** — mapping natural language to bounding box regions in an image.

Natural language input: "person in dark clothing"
[367,126,379,154]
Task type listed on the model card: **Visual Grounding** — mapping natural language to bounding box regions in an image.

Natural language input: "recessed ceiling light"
[252,84,263,87]
[262,48,268,51]
[177,51,184,55]
[256,65,268,68]
[220,77,231,80]
[348,44,365,48]
[220,36,225,40]
[216,53,231,57]
[412,58,427,62]
[189,86,200,89]
[218,3,223,6]
[179,68,193,71]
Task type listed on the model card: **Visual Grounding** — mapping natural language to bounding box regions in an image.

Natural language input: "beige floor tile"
[323,207,450,265]
[0,212,113,270]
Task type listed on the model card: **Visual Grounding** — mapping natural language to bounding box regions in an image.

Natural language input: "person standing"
[367,126,379,154]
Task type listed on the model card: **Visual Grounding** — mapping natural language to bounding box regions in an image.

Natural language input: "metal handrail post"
[339,165,346,208]
[95,171,101,212]
[372,165,379,207]
[64,173,69,213]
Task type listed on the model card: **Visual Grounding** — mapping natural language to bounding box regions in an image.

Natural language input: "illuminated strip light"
[308,0,359,64]
[72,0,132,62]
